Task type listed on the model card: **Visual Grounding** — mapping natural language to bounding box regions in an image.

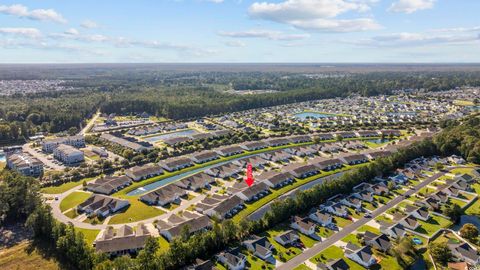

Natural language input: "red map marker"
[245,163,254,187]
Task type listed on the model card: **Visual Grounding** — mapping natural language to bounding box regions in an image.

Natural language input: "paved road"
[80,110,100,135]
[276,170,446,270]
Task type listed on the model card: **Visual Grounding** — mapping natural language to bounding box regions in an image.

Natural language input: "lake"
[294,112,334,120]
[143,129,198,143]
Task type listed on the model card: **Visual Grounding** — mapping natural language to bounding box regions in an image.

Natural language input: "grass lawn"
[357,225,381,234]
[375,250,404,270]
[415,215,452,236]
[450,167,475,175]
[108,197,165,224]
[334,216,353,228]
[157,236,170,253]
[245,252,275,270]
[375,214,391,223]
[293,264,312,270]
[342,234,361,245]
[316,227,334,238]
[299,233,318,248]
[63,209,79,219]
[41,176,97,194]
[465,198,480,216]
[75,228,100,245]
[309,246,364,270]
[454,99,475,106]
[261,224,303,262]
[449,197,468,208]
[0,241,60,270]
[59,191,92,212]
[363,201,376,211]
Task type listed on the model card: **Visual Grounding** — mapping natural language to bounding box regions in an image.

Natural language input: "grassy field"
[465,197,480,216]
[76,228,100,245]
[0,241,60,270]
[293,264,312,270]
[334,216,353,228]
[107,197,165,224]
[59,191,92,212]
[41,176,98,194]
[261,224,303,262]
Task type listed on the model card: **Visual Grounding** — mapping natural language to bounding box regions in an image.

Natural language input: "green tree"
[459,223,479,242]
[429,242,452,265]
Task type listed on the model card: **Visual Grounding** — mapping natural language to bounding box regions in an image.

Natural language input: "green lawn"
[76,228,100,245]
[334,217,353,228]
[316,227,334,238]
[64,209,79,219]
[415,215,452,236]
[261,224,303,262]
[362,201,376,211]
[465,198,480,216]
[342,234,361,246]
[299,233,318,248]
[309,246,364,270]
[157,236,170,253]
[245,251,275,270]
[108,197,165,224]
[357,225,381,234]
[293,264,312,270]
[449,197,468,208]
[59,191,92,212]
[41,176,98,194]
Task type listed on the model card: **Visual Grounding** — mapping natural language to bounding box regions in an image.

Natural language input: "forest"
[2,65,480,144]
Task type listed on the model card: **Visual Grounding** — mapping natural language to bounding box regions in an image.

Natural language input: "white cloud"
[248,0,381,32]
[388,0,435,14]
[224,40,247,47]
[0,4,66,23]
[0,27,41,38]
[218,29,310,40]
[64,28,79,36]
[349,29,480,47]
[81,20,99,29]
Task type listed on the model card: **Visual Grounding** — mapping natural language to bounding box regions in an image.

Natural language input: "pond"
[366,138,391,144]
[142,129,199,143]
[294,112,335,120]
[453,215,480,231]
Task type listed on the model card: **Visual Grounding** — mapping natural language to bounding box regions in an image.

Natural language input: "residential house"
[42,135,85,153]
[189,150,219,164]
[205,163,242,179]
[395,214,419,230]
[344,242,377,268]
[274,230,300,247]
[205,195,244,220]
[340,154,369,165]
[260,150,292,163]
[77,194,130,218]
[235,182,270,202]
[290,216,316,235]
[257,171,294,189]
[140,184,187,206]
[284,163,319,178]
[159,215,212,241]
[309,210,333,226]
[214,145,244,157]
[341,195,362,210]
[125,164,163,181]
[242,236,274,260]
[448,242,480,265]
[158,156,193,172]
[175,172,215,191]
[86,175,132,195]
[93,224,151,255]
[379,222,406,239]
[216,248,247,270]
[363,231,392,252]
[310,158,343,171]
[323,201,348,218]
[240,141,268,151]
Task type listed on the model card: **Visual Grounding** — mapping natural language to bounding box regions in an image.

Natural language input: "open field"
[0,241,60,270]
[41,176,98,194]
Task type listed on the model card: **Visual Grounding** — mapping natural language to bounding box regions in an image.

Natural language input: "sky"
[0,0,479,63]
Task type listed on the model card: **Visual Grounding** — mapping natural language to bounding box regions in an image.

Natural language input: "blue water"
[127,152,263,196]
[0,154,5,162]
[366,138,390,144]
[295,112,333,120]
[143,129,198,143]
